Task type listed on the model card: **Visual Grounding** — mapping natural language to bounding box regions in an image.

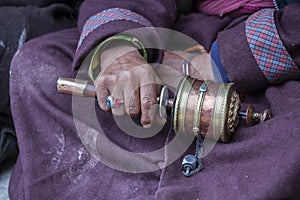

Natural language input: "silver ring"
[182,61,190,76]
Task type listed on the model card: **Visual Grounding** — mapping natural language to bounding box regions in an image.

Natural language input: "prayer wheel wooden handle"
[57,77,96,97]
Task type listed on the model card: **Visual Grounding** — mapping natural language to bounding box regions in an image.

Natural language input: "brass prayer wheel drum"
[172,76,240,143]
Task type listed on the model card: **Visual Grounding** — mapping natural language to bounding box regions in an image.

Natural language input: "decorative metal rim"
[173,76,195,133]
[213,83,240,142]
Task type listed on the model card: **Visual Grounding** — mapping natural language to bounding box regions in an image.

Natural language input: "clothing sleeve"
[73,0,177,70]
[216,3,300,93]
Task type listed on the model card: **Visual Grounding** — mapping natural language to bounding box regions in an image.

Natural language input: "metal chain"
[182,81,208,177]
[182,134,203,177]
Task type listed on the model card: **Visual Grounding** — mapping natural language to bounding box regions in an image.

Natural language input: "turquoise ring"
[106,95,124,108]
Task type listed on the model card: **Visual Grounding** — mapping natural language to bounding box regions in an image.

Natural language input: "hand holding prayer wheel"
[57,76,271,143]
[93,41,160,128]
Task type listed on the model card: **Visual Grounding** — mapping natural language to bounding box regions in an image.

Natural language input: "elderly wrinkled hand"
[154,48,219,91]
[94,43,160,127]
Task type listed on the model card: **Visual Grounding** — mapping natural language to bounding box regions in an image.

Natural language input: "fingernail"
[143,124,152,128]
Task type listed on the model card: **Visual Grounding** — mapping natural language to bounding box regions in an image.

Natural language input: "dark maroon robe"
[0,1,77,165]
[8,0,300,199]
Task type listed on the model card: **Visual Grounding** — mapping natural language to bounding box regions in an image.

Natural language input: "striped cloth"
[78,8,152,49]
[245,8,300,84]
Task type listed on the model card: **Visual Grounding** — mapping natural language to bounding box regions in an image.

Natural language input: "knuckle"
[129,107,139,116]
[141,97,156,110]
[121,71,132,80]
[141,66,153,75]
[105,74,118,84]
[128,102,140,116]
[96,75,119,92]
[95,75,108,87]
[100,73,117,82]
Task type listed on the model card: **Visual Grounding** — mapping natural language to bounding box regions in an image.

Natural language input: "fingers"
[110,89,125,116]
[95,47,162,128]
[94,76,110,112]
[140,82,157,127]
[124,89,140,117]
[95,74,125,115]
[96,71,164,128]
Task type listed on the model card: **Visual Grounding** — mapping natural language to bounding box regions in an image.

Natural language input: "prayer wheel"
[163,76,241,143]
[57,76,270,143]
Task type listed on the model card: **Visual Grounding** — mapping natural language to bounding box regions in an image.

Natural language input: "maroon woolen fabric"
[8,0,300,199]
[10,28,300,199]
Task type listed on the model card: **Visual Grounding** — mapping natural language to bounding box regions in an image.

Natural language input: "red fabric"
[197,0,274,16]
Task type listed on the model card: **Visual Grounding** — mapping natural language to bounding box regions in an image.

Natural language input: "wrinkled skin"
[95,43,214,127]
[95,43,160,127]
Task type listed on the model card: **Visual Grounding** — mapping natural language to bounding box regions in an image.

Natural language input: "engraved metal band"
[173,76,195,133]
[192,81,210,136]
